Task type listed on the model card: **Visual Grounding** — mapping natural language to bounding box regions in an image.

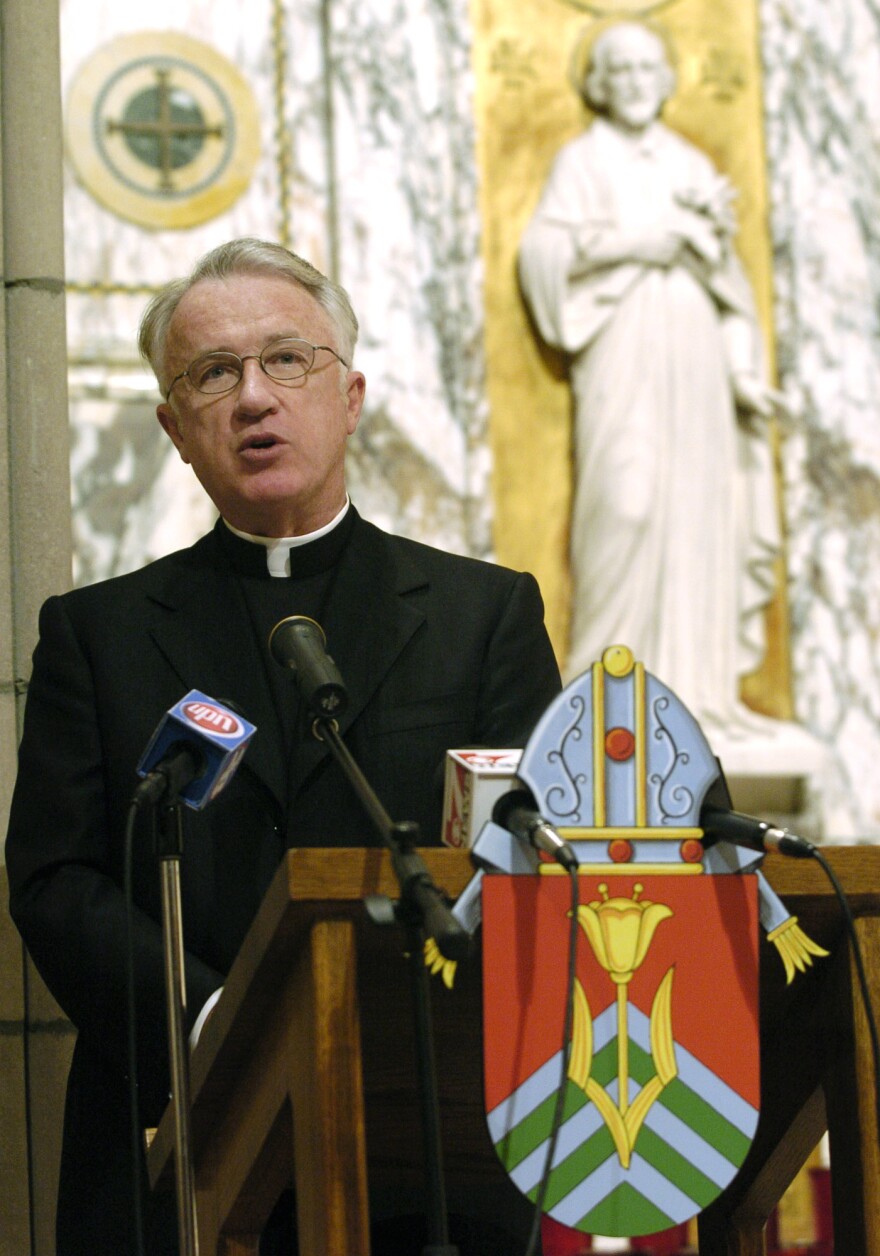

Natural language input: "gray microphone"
[268,616,349,718]
[700,805,815,858]
[492,789,579,872]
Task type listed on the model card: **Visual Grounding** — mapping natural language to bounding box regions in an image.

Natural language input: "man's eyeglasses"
[164,337,350,401]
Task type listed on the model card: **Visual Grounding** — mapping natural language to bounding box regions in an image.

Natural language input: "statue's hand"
[732,373,777,420]
[629,227,688,268]
[634,206,724,269]
[677,176,738,236]
[733,374,801,429]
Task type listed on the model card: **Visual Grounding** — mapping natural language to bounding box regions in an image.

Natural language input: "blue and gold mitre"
[516,644,721,873]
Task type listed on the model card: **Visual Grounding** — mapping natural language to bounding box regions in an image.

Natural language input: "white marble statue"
[519,21,785,736]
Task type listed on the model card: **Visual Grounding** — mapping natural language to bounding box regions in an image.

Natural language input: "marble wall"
[59,0,880,839]
[759,0,880,837]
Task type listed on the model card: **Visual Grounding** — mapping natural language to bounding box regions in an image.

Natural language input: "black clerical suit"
[6,505,561,1255]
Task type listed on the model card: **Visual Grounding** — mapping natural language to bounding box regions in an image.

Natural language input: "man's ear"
[345,371,366,436]
[157,403,191,464]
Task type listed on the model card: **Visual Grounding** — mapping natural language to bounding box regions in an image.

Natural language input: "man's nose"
[235,356,275,409]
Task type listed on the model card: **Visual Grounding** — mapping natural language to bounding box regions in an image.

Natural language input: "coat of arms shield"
[482,869,760,1236]
[449,646,826,1240]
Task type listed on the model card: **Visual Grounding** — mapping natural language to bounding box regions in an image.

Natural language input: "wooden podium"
[699,845,880,1256]
[146,846,880,1255]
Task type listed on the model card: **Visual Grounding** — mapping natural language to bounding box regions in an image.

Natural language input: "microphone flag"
[466,644,826,1240]
[441,748,522,850]
[136,690,256,810]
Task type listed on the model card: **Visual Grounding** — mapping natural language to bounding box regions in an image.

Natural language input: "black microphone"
[700,805,816,858]
[134,690,257,809]
[268,616,349,718]
[135,743,205,806]
[492,789,579,872]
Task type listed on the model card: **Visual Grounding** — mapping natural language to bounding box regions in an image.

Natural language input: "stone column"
[1,0,73,1250]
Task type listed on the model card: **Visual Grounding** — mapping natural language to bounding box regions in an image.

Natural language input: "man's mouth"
[241,434,279,451]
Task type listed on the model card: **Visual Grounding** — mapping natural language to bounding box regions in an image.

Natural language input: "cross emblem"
[65,31,260,229]
[105,68,225,193]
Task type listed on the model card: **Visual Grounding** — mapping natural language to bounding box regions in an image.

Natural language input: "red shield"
[482,871,760,1237]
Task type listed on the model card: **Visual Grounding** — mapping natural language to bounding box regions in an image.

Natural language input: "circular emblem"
[182,701,244,738]
[65,32,260,229]
[601,644,635,678]
[605,726,636,762]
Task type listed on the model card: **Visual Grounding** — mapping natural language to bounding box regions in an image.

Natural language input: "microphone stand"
[152,800,199,1256]
[312,714,467,1256]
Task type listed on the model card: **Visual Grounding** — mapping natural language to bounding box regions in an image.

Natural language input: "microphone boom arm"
[312,715,470,961]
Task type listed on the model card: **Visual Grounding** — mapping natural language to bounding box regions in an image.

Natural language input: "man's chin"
[221,490,338,539]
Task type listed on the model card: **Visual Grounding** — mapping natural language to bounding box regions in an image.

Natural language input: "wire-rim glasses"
[164,337,350,401]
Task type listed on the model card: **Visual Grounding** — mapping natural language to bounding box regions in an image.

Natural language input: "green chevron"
[660,1076,752,1162]
[496,1083,590,1171]
[575,1181,677,1236]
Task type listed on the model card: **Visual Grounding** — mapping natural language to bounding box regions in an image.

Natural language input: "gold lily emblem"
[569,884,677,1168]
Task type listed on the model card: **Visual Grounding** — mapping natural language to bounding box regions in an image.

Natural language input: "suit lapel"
[141,532,288,812]
[285,515,428,798]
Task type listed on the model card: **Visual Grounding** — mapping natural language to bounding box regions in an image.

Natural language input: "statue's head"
[581,22,676,129]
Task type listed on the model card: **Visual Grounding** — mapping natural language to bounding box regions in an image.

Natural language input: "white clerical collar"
[223,497,351,577]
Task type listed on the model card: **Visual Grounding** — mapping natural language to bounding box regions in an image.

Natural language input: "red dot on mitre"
[681,839,704,863]
[605,726,635,762]
[609,839,633,863]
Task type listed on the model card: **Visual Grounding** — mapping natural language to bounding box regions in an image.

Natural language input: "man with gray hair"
[7,238,560,1254]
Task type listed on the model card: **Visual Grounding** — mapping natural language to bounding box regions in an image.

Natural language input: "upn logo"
[182,701,242,738]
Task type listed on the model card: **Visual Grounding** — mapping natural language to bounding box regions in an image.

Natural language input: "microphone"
[268,616,348,718]
[134,690,257,809]
[700,805,816,858]
[492,789,579,872]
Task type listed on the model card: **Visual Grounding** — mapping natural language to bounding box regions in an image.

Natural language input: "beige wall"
[1,1,75,1252]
